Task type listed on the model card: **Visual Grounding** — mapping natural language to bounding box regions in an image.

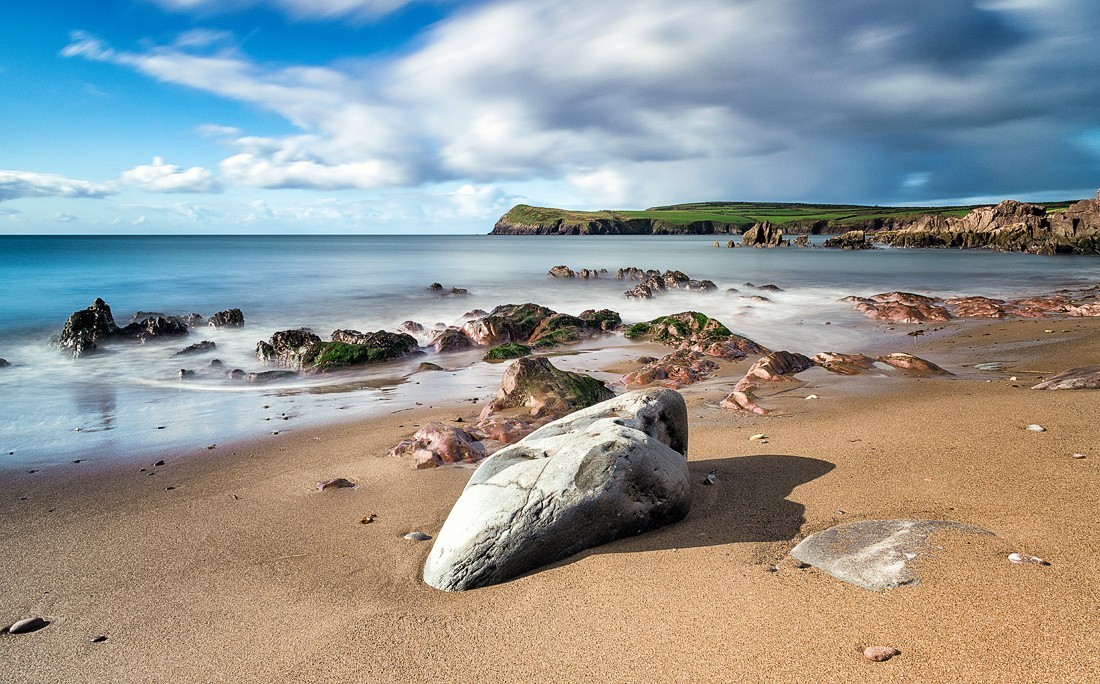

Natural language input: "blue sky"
[2,0,1099,234]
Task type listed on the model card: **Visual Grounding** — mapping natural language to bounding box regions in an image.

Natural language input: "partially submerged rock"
[207,308,245,328]
[174,340,216,356]
[256,329,418,372]
[822,230,875,250]
[791,519,993,591]
[1031,365,1100,390]
[741,221,788,248]
[54,298,119,358]
[483,342,532,361]
[625,311,768,360]
[424,389,690,591]
[428,328,476,353]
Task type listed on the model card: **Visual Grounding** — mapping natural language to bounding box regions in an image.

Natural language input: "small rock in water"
[974,362,1006,372]
[404,532,431,541]
[749,433,767,442]
[7,617,50,634]
[702,469,717,486]
[1008,552,1050,565]
[863,645,900,662]
[153,460,165,466]
[316,478,356,491]
[90,635,108,643]
[206,444,216,450]
[1026,424,1046,432]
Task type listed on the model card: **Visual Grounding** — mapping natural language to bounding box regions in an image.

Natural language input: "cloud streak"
[0,170,114,202]
[57,0,1100,208]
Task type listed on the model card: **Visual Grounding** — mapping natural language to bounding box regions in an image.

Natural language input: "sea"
[2,234,1098,470]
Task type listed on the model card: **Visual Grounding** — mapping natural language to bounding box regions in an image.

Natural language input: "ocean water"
[1,234,1098,469]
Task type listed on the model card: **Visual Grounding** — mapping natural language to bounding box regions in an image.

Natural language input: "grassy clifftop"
[491,200,1082,236]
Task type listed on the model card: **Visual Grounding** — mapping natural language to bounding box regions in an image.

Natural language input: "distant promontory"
[490,196,1100,254]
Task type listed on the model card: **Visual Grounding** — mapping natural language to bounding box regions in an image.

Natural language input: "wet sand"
[1,318,1098,683]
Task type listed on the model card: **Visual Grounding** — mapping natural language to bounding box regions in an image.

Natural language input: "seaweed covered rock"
[484,343,532,361]
[207,308,245,328]
[54,298,120,358]
[256,329,324,369]
[256,328,418,372]
[461,303,556,346]
[479,356,613,421]
[429,328,476,353]
[822,230,875,250]
[625,311,768,360]
[424,389,690,591]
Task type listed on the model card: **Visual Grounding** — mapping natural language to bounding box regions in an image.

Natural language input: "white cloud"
[195,123,242,139]
[144,0,413,20]
[54,212,79,222]
[0,170,114,201]
[132,215,148,225]
[119,157,221,193]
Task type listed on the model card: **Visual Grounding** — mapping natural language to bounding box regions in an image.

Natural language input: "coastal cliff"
[491,195,1100,254]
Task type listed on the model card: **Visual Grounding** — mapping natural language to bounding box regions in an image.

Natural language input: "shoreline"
[2,316,1099,681]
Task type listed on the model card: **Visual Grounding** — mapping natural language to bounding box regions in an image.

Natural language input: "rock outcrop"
[390,422,488,469]
[1031,365,1100,390]
[625,312,768,360]
[822,230,875,250]
[256,328,419,372]
[740,222,788,248]
[478,356,614,421]
[620,349,720,388]
[622,269,717,300]
[423,388,690,591]
[54,298,119,358]
[207,308,245,328]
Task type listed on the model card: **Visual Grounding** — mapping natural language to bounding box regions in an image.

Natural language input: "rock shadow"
[555,454,835,563]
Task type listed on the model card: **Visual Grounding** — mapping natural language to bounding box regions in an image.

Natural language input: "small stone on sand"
[702,469,717,486]
[1026,424,1046,432]
[90,635,108,643]
[316,478,357,491]
[1008,552,1049,565]
[153,460,165,466]
[863,646,900,662]
[1072,453,1086,459]
[7,617,49,634]
[360,514,378,524]
[805,394,819,400]
[749,434,767,441]
[404,532,431,541]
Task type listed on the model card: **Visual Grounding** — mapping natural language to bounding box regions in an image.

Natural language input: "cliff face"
[873,197,1100,255]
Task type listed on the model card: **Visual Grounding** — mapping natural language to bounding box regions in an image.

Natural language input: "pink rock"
[621,349,719,388]
[875,353,952,375]
[944,296,1008,318]
[390,422,487,469]
[742,351,816,383]
[812,352,877,375]
[863,646,900,662]
[469,416,537,445]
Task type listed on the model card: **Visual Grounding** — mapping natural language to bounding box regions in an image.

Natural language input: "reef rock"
[207,308,245,328]
[741,221,788,248]
[625,312,768,360]
[822,230,875,250]
[423,388,690,591]
[54,298,119,358]
[479,356,613,422]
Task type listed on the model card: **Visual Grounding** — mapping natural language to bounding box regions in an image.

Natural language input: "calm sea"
[1,234,1097,469]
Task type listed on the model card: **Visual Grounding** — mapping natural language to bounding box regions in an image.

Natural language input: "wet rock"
[226,368,246,379]
[0,358,9,368]
[426,283,469,297]
[178,369,195,380]
[843,293,952,323]
[791,519,993,590]
[945,296,1009,318]
[54,298,119,358]
[397,321,425,336]
[742,351,816,382]
[7,617,50,634]
[812,352,877,375]
[822,230,875,250]
[620,349,719,388]
[245,370,300,384]
[625,311,768,360]
[483,342,531,361]
[1030,365,1100,390]
[118,315,190,343]
[469,415,536,445]
[418,362,445,372]
[174,340,216,356]
[863,646,900,662]
[390,422,487,469]
[207,308,245,328]
[461,303,556,347]
[875,353,952,375]
[479,356,613,422]
[548,265,576,278]
[424,389,689,591]
[257,329,418,372]
[429,328,476,353]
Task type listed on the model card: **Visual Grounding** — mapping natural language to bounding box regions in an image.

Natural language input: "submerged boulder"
[257,329,418,372]
[207,308,245,328]
[55,298,119,358]
[424,389,690,591]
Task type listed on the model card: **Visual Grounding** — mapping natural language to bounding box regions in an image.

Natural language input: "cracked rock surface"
[423,388,690,591]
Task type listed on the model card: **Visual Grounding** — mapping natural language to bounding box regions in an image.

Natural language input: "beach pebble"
[1008,552,1050,565]
[404,532,431,541]
[863,646,900,662]
[90,635,108,643]
[805,394,819,400]
[153,460,165,466]
[1009,376,1018,381]
[702,469,717,485]
[1026,424,1046,432]
[7,617,49,634]
[206,444,216,450]
[749,433,767,441]
[316,478,356,491]
[360,513,378,524]
[1072,453,1086,459]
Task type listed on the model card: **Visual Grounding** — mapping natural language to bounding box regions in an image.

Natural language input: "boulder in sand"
[391,422,487,469]
[1031,365,1100,390]
[423,388,690,591]
[479,356,613,421]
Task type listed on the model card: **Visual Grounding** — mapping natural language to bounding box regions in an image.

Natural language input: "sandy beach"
[2,316,1099,683]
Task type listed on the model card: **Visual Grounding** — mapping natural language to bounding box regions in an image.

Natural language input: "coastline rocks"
[875,353,952,375]
[423,389,690,591]
[791,519,993,590]
[173,340,216,356]
[620,349,719,388]
[479,356,614,422]
[390,422,487,469]
[622,269,716,299]
[943,296,1008,319]
[427,283,469,297]
[118,315,189,343]
[842,293,952,323]
[256,328,418,372]
[548,265,575,278]
[822,230,875,250]
[483,342,532,361]
[207,308,245,328]
[625,312,768,360]
[55,298,119,358]
[811,351,877,375]
[794,235,811,247]
[429,328,476,353]
[461,303,556,346]
[741,221,788,248]
[0,358,9,368]
[1031,365,1100,390]
[245,370,299,384]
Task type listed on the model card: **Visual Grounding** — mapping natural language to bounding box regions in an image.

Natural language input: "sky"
[1,0,1099,234]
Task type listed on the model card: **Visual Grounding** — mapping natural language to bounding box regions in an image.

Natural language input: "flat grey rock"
[424,389,690,591]
[790,519,992,591]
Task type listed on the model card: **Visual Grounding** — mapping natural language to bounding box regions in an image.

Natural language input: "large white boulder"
[423,389,690,591]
